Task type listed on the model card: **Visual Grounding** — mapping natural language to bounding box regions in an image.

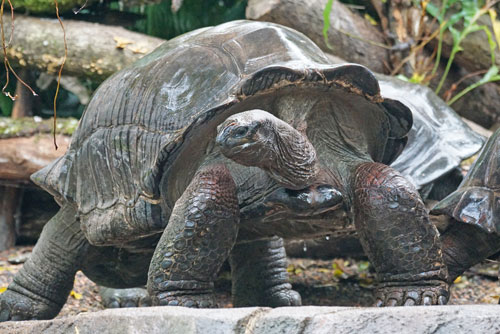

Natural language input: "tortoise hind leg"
[0,204,88,321]
[147,164,239,307]
[440,223,500,282]
[230,236,301,307]
[352,162,449,306]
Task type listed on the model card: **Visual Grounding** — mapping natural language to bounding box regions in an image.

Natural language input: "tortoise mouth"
[218,140,257,161]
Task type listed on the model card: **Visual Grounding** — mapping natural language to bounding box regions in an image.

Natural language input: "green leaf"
[462,0,480,24]
[475,25,496,65]
[449,26,462,44]
[425,2,440,19]
[322,0,335,49]
[480,66,499,84]
[444,12,464,30]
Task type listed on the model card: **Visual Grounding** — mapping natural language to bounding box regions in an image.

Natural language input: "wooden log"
[0,134,69,181]
[5,15,165,82]
[246,0,390,73]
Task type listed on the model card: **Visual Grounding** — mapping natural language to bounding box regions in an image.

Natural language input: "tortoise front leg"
[0,204,88,321]
[352,162,449,306]
[147,164,239,307]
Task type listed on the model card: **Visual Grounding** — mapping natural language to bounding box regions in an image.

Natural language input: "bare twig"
[0,0,37,100]
[53,0,68,150]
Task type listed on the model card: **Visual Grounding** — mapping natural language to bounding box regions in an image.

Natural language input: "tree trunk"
[0,186,19,251]
[11,69,36,119]
[246,0,390,73]
[0,134,69,181]
[5,15,165,82]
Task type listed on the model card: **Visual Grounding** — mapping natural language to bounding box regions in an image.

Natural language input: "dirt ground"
[1,246,499,319]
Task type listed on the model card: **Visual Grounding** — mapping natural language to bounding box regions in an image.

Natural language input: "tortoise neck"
[263,121,319,190]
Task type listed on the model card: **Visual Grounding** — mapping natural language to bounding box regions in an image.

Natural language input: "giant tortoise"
[0,20,450,321]
[432,128,500,281]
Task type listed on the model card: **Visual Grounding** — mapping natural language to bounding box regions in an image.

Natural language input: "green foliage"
[323,0,336,49]
[0,116,79,137]
[0,92,13,117]
[425,0,500,104]
[11,0,95,14]
[136,0,247,40]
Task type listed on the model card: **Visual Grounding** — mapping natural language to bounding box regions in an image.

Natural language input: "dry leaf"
[113,37,134,49]
[489,10,500,52]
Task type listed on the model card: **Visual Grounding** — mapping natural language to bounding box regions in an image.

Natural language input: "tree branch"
[5,15,165,82]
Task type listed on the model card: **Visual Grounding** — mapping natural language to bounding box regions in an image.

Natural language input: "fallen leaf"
[129,46,149,54]
[0,266,14,272]
[70,290,82,300]
[489,10,500,52]
[364,13,378,26]
[113,37,134,49]
[0,287,7,294]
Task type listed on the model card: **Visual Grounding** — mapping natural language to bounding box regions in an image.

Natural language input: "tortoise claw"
[266,289,302,307]
[154,291,217,308]
[374,281,449,306]
[99,287,151,309]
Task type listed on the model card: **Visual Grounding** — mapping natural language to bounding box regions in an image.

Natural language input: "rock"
[2,305,500,333]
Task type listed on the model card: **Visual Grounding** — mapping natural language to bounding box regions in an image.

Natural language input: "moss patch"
[0,116,78,138]
[12,0,96,14]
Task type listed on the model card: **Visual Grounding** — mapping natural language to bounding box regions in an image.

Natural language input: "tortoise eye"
[233,126,249,138]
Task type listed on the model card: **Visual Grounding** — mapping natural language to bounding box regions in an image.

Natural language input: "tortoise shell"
[32,20,411,245]
[432,128,500,234]
[382,75,484,189]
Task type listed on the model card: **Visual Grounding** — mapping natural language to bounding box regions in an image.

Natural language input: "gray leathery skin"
[0,205,88,321]
[229,236,301,307]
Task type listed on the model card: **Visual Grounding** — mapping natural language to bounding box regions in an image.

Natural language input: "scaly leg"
[440,222,500,282]
[352,162,449,306]
[0,204,88,321]
[147,164,239,307]
[230,236,301,307]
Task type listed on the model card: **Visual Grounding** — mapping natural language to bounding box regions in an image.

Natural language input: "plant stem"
[430,0,448,77]
[436,47,458,94]
[448,80,490,105]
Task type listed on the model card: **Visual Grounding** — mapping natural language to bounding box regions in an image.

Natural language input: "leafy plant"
[322,1,500,105]
[426,0,500,104]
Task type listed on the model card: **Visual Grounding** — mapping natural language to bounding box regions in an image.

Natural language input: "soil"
[1,246,499,319]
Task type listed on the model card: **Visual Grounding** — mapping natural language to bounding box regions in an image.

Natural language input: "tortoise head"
[216,109,319,190]
[216,109,276,164]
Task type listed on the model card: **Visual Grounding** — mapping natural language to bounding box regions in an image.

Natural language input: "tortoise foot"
[0,288,59,321]
[153,291,217,308]
[265,287,302,307]
[99,287,151,308]
[374,281,449,306]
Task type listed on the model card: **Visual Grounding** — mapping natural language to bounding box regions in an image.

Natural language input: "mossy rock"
[0,116,78,138]
[12,0,96,14]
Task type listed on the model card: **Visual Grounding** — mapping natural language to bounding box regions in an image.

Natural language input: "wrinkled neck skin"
[258,118,320,190]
